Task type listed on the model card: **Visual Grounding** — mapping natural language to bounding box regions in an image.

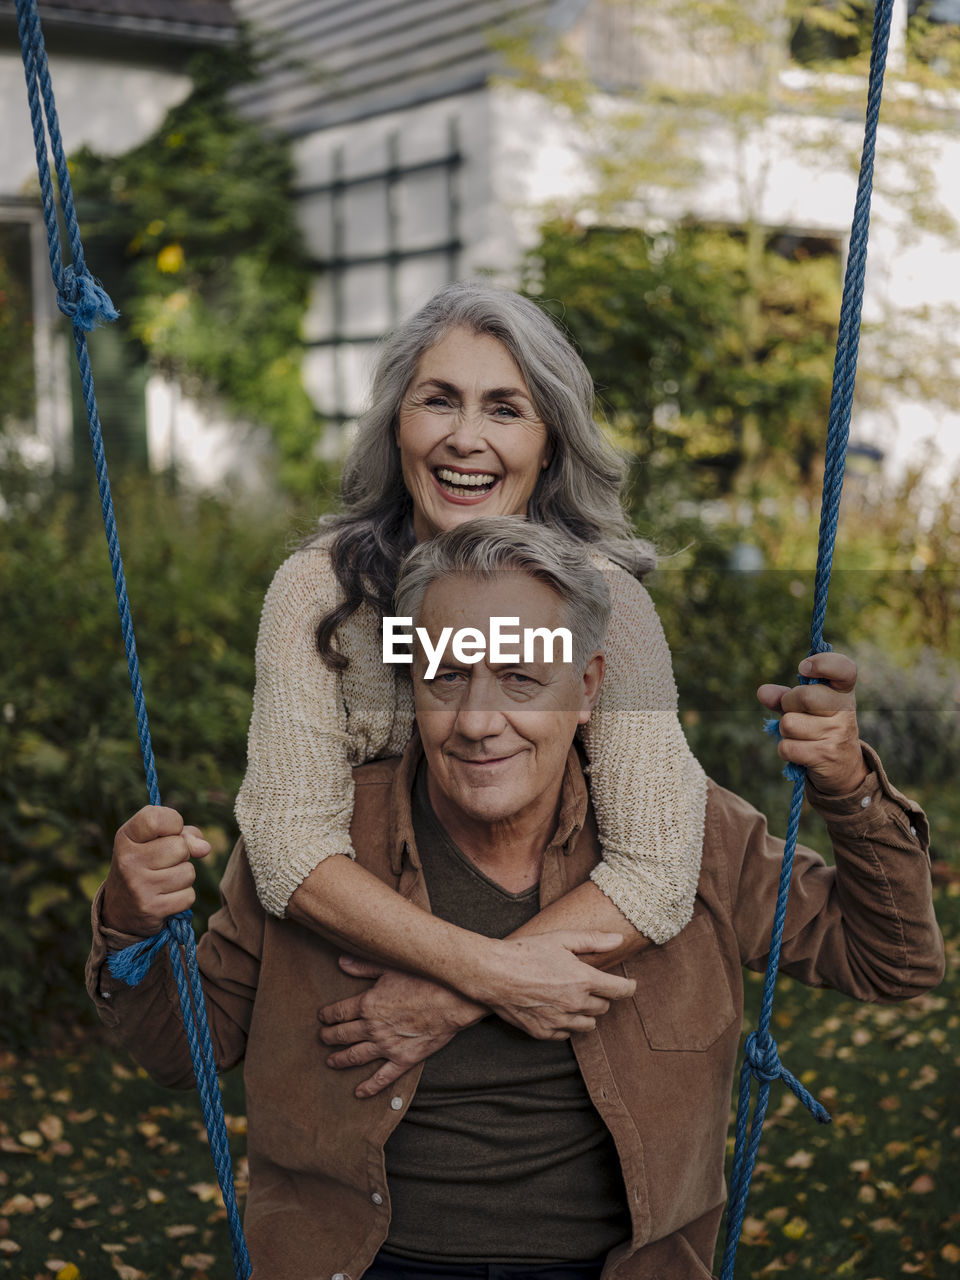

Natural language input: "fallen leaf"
[164,1225,197,1239]
[1,1194,35,1215]
[0,1240,22,1255]
[782,1217,808,1240]
[784,1150,813,1169]
[187,1182,223,1205]
[908,1174,935,1194]
[38,1116,64,1143]
[181,1254,216,1270]
[111,1259,146,1280]
[56,1266,80,1280]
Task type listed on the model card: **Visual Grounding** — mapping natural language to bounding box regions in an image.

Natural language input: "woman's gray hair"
[394,516,611,670]
[312,280,653,669]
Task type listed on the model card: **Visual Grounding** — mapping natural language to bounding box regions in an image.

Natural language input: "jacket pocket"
[626,912,737,1052]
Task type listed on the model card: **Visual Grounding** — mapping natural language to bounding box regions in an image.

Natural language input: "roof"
[0,0,236,51]
[231,0,591,134]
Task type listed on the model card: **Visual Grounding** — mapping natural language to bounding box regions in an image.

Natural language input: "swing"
[13,0,897,1276]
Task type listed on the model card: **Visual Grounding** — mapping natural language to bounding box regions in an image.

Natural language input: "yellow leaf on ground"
[38,1116,64,1143]
[784,1150,813,1169]
[1,1194,35,1215]
[187,1182,223,1205]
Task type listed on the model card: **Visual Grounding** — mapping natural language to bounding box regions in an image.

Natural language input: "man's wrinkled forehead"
[410,570,575,675]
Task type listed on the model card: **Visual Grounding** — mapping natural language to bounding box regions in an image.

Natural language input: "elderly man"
[87,519,943,1280]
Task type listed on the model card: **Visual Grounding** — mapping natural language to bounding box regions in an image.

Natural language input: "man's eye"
[434,670,464,684]
[503,671,535,686]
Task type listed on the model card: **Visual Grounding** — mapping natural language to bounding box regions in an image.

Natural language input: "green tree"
[524,219,842,541]
[69,46,327,496]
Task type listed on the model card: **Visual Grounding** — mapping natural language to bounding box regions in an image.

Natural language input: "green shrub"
[854,644,960,787]
[0,475,308,1047]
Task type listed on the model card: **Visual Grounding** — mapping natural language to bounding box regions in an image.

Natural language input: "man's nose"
[454,677,508,741]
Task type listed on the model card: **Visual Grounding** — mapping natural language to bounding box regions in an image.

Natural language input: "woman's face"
[397,326,551,543]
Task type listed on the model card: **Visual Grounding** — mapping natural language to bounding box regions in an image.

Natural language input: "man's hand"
[318,957,484,1098]
[470,930,636,1039]
[757,651,868,795]
[102,806,211,937]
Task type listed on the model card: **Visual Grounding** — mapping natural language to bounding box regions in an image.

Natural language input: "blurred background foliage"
[0,478,313,1046]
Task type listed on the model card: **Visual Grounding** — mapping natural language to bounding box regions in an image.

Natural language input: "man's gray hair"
[394,517,611,670]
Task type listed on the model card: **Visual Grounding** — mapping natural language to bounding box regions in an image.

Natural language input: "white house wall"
[0,52,192,200]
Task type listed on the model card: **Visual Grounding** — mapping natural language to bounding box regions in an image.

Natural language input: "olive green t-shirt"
[382,765,630,1264]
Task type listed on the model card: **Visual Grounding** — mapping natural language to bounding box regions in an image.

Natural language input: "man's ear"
[577,652,604,725]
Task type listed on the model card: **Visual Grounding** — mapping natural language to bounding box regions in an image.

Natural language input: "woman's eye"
[425,396,451,408]
[492,403,520,418]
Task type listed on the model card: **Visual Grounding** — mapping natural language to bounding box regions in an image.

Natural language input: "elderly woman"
[234,282,707,1080]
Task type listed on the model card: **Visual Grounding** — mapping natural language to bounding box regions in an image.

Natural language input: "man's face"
[412,572,603,833]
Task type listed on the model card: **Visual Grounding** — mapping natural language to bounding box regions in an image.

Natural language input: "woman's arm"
[582,558,708,943]
[288,852,635,1034]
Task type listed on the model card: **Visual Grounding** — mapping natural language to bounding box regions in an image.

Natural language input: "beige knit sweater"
[235,534,708,944]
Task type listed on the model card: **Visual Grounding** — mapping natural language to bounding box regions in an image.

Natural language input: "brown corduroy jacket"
[87,741,944,1280]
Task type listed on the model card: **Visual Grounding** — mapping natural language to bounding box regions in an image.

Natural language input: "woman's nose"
[446,407,485,453]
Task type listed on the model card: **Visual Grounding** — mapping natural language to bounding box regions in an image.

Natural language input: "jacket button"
[332,1273,346,1280]
[910,825,917,837]
[372,1192,384,1205]
[390,1096,403,1110]
[860,795,871,808]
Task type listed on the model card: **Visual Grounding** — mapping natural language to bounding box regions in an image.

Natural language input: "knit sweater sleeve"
[583,558,708,944]
[234,541,410,917]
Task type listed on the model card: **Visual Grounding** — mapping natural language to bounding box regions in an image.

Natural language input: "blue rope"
[15,4,251,1276]
[719,3,895,1276]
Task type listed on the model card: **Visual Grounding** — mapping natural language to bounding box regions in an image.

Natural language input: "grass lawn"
[1,890,957,1279]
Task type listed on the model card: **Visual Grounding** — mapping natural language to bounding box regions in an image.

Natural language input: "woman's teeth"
[435,468,498,496]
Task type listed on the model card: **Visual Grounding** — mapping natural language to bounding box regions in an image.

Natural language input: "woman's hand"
[757,651,868,795]
[318,957,485,1098]
[469,930,636,1039]
[103,806,211,936]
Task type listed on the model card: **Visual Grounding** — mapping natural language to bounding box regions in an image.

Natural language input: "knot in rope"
[743,1031,781,1084]
[56,263,119,330]
[166,911,195,945]
[106,910,195,986]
